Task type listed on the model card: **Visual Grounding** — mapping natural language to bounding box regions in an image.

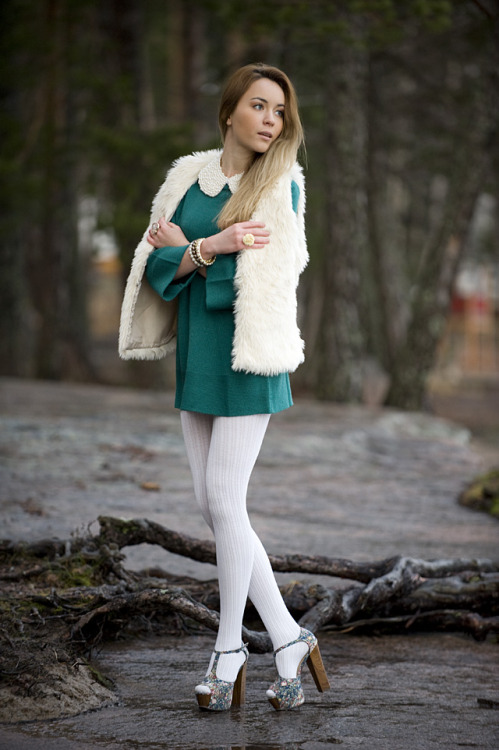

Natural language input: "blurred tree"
[0,0,496,408]
[312,25,368,402]
[279,0,497,408]
[0,0,93,380]
[0,0,199,384]
[362,1,498,408]
[205,0,496,407]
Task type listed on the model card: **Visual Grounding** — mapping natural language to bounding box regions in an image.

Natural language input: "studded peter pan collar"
[198,155,243,197]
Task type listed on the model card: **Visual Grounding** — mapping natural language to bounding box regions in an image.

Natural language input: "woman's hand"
[147,218,188,248]
[202,221,269,257]
[146,218,268,281]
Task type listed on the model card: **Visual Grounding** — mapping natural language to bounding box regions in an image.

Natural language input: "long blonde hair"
[217,63,304,230]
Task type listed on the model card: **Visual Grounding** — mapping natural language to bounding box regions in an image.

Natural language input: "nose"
[263,109,275,126]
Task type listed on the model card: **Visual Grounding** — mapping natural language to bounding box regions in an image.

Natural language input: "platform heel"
[195,644,249,711]
[307,640,330,693]
[266,628,330,710]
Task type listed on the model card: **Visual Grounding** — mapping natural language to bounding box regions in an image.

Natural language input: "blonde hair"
[217,63,304,229]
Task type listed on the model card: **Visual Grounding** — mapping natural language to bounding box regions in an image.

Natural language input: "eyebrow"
[250,97,285,107]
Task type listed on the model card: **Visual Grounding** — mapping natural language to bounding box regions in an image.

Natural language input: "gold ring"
[242,233,255,247]
[151,222,159,236]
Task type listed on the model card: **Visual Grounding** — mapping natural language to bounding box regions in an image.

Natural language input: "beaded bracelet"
[188,239,204,268]
[189,238,216,267]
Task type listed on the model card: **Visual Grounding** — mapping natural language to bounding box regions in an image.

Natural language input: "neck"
[220,142,253,177]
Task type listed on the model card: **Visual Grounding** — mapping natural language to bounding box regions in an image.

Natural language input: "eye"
[253,103,263,110]
[275,109,284,118]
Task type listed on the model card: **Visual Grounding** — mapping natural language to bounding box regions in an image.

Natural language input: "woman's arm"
[147,217,270,279]
[147,219,195,280]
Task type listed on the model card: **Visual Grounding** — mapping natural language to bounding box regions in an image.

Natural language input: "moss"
[458,469,499,519]
[54,559,97,588]
[84,661,116,691]
[32,551,113,589]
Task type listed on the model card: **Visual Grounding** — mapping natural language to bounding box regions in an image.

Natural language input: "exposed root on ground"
[1,515,498,722]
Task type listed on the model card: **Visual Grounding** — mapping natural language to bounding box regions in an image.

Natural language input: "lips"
[258,131,272,140]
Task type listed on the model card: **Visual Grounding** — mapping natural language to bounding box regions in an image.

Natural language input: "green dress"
[145,178,299,417]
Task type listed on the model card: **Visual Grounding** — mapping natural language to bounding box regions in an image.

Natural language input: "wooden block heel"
[196,692,211,709]
[231,660,247,706]
[307,644,330,692]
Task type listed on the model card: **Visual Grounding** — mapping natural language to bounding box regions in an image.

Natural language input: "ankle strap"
[273,635,302,657]
[273,628,314,657]
[214,643,249,656]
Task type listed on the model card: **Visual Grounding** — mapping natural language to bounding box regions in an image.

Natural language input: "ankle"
[275,641,308,679]
[203,643,248,684]
[214,650,246,682]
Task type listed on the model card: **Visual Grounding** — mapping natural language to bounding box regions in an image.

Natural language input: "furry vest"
[118,149,308,376]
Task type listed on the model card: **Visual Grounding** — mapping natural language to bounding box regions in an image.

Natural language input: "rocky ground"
[0,377,498,749]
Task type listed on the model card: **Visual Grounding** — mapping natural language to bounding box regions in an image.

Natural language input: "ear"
[226,116,232,126]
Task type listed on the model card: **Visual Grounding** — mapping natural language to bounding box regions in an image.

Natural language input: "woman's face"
[225,78,285,156]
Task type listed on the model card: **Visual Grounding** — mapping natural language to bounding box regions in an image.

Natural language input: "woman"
[119,63,330,711]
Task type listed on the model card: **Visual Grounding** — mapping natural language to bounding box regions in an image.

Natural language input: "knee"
[206,478,246,528]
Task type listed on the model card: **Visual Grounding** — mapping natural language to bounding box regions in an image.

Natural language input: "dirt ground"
[0,377,498,749]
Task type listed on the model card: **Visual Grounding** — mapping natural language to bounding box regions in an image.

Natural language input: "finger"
[241,239,269,250]
[244,221,266,229]
[239,230,269,248]
[245,234,270,247]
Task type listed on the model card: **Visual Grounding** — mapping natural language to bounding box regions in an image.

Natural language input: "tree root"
[1,515,498,654]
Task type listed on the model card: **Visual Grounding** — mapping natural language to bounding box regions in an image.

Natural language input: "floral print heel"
[266,628,330,710]
[195,644,249,711]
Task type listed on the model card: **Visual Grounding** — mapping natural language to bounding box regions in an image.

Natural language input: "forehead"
[242,77,285,105]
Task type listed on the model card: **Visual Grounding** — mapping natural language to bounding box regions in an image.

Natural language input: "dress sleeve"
[145,198,196,301]
[205,254,237,311]
[146,244,194,301]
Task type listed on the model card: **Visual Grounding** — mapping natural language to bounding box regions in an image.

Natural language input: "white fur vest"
[118,149,308,376]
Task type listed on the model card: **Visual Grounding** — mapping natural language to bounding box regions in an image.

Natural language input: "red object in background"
[467,295,490,315]
[451,293,491,315]
[451,294,466,314]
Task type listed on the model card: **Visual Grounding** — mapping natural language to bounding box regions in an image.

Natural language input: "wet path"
[0,378,498,749]
[2,632,498,749]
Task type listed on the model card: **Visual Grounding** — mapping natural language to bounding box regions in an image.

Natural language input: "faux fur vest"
[118,149,308,376]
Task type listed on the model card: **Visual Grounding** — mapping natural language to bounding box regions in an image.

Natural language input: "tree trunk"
[385,83,495,408]
[313,27,368,402]
[24,0,94,380]
[363,55,397,377]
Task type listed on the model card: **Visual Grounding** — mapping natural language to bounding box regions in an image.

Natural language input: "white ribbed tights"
[180,411,307,683]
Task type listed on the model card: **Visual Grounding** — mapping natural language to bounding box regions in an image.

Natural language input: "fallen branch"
[0,538,73,561]
[71,586,272,652]
[96,516,499,583]
[1,516,498,654]
[325,611,499,639]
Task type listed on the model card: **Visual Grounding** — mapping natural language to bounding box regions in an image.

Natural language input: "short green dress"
[145,172,299,417]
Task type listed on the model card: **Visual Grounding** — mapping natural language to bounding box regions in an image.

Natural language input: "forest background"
[0,0,497,411]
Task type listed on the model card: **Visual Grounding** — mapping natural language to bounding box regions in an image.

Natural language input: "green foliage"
[0,0,495,399]
[89,123,198,267]
[459,469,499,519]
[196,0,454,47]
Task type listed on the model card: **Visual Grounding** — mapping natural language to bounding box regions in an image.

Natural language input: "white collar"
[198,154,243,197]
